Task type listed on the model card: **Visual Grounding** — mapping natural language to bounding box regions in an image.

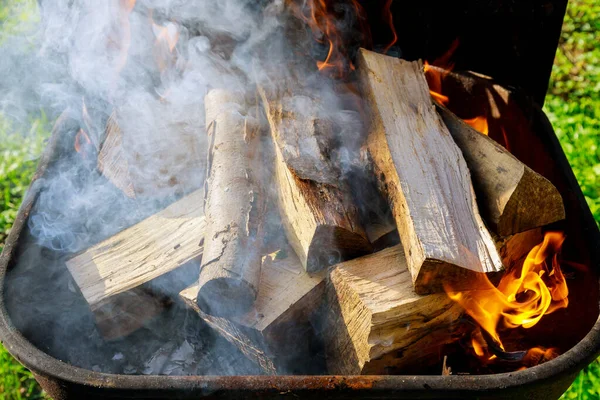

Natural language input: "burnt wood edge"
[0,105,598,399]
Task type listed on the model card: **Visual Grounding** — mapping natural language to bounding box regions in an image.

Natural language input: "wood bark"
[436,105,565,236]
[356,49,504,295]
[259,86,372,272]
[66,189,205,337]
[197,89,265,317]
[181,247,325,374]
[325,245,464,375]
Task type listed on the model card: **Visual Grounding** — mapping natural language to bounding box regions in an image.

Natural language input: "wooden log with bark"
[435,105,565,236]
[66,189,205,338]
[356,48,504,295]
[325,245,464,375]
[259,86,372,272]
[197,89,265,317]
[181,246,325,374]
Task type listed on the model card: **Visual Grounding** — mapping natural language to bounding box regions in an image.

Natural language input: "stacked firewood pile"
[66,49,565,375]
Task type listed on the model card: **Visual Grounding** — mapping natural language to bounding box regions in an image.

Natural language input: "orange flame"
[74,129,92,155]
[112,0,137,78]
[382,0,397,54]
[150,11,180,73]
[289,0,367,78]
[463,115,489,135]
[446,232,569,359]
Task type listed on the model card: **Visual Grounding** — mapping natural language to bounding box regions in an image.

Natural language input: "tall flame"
[445,232,569,358]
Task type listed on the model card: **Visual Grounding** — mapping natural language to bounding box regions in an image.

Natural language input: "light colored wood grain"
[97,112,136,198]
[356,49,503,295]
[325,245,463,375]
[98,109,205,200]
[66,189,205,310]
[259,87,372,273]
[197,89,265,317]
[436,105,565,236]
[181,247,325,374]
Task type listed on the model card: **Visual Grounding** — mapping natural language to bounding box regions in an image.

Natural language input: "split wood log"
[356,48,504,295]
[495,228,544,271]
[259,87,372,272]
[97,111,136,198]
[66,189,205,337]
[97,109,205,199]
[436,105,565,236]
[325,245,464,375]
[197,89,265,317]
[181,247,325,374]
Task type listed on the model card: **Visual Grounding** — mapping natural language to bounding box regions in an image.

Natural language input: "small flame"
[446,232,569,361]
[150,12,180,73]
[381,0,397,54]
[289,0,367,78]
[111,0,137,78]
[463,116,489,135]
[74,129,92,155]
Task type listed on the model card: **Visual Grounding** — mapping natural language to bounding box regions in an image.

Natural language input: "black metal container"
[2,0,600,398]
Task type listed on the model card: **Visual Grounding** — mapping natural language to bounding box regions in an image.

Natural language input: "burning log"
[356,49,504,295]
[259,86,372,272]
[197,89,265,317]
[436,105,565,236]
[66,190,205,337]
[325,245,464,375]
[495,228,544,271]
[181,247,325,374]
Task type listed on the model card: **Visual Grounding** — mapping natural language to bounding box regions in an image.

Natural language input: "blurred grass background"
[0,0,598,398]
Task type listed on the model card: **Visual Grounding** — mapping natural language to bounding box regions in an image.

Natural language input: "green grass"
[0,113,49,399]
[0,0,598,399]
[548,0,600,398]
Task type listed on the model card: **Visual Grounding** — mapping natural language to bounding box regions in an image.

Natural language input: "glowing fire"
[74,128,92,155]
[150,12,180,74]
[424,39,492,137]
[463,115,489,135]
[289,0,366,78]
[445,232,569,362]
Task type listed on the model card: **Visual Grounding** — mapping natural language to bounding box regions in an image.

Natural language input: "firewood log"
[66,190,205,338]
[495,228,544,271]
[436,105,565,236]
[97,112,136,198]
[97,109,205,199]
[325,245,464,375]
[197,89,265,317]
[356,48,504,295]
[181,247,325,374]
[259,86,372,272]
